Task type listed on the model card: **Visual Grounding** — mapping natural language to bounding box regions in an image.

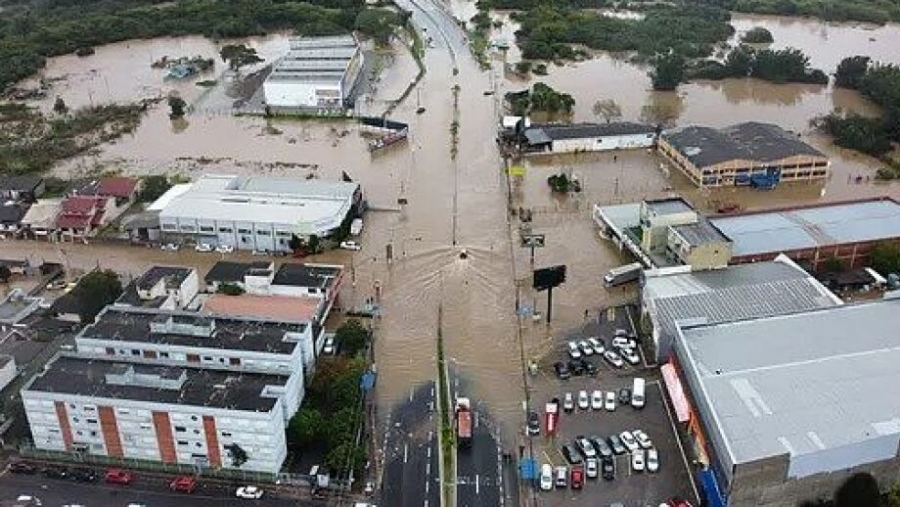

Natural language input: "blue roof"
[710,199,900,257]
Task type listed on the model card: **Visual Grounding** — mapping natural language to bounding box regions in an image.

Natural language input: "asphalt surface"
[380,382,440,507]
[452,364,504,507]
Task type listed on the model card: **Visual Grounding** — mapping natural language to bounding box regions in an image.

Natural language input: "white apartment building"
[22,356,293,473]
[115,266,200,310]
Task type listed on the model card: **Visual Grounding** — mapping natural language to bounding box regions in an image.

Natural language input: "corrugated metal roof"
[711,199,900,257]
[678,298,900,467]
[671,219,729,246]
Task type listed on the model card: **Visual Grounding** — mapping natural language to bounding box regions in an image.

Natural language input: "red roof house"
[97,177,140,204]
[56,195,110,239]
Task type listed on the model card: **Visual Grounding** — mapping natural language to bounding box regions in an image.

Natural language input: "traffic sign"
[521,233,545,248]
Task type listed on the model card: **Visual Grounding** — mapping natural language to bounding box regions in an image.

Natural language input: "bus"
[604,262,643,287]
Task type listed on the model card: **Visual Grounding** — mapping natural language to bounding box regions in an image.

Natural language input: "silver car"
[647,448,659,473]
[603,350,624,368]
[633,429,653,449]
[567,341,582,360]
[587,337,605,355]
[620,347,641,365]
[578,340,594,356]
[619,431,639,453]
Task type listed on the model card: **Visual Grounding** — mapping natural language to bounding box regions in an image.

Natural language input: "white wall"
[551,133,655,153]
[263,81,342,108]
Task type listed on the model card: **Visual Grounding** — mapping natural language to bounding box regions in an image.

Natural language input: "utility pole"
[546,285,553,323]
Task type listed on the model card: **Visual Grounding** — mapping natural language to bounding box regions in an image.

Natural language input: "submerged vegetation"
[505,82,575,116]
[688,46,828,84]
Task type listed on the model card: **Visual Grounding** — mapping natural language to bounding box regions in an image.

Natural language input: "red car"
[170,475,197,493]
[105,468,133,485]
[570,465,584,490]
[667,498,694,507]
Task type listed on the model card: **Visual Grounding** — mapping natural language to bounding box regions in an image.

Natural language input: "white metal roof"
[678,297,900,469]
[147,183,191,211]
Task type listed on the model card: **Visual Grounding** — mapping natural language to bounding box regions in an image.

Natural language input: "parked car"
[631,449,645,472]
[105,468,133,485]
[618,387,632,405]
[561,443,582,465]
[590,436,613,458]
[619,431,639,453]
[633,429,653,449]
[612,337,638,350]
[235,486,264,499]
[577,390,589,410]
[566,341,582,360]
[553,361,570,380]
[170,475,197,493]
[540,464,554,491]
[581,359,598,376]
[251,249,269,256]
[591,390,603,410]
[323,336,337,355]
[647,448,659,473]
[585,458,598,479]
[666,497,693,507]
[607,435,626,455]
[215,244,234,253]
[603,350,624,368]
[570,466,584,489]
[578,340,594,356]
[614,328,628,337]
[620,347,641,365]
[8,462,36,475]
[527,411,540,436]
[601,455,615,480]
[568,360,585,376]
[604,391,617,411]
[555,466,567,488]
[161,243,180,251]
[340,241,361,251]
[195,243,213,252]
[71,468,98,482]
[43,466,69,480]
[576,436,596,459]
[563,392,574,413]
[587,337,605,355]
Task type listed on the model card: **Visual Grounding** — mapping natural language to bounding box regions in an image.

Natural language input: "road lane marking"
[426,462,431,475]
[427,446,432,458]
[404,443,409,463]
[475,474,480,495]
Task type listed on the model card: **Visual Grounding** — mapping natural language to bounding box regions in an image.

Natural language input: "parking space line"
[655,380,700,503]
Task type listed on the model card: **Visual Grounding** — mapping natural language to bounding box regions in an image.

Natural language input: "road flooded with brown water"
[8,3,900,440]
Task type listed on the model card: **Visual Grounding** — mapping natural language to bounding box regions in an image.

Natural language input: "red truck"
[456,397,472,448]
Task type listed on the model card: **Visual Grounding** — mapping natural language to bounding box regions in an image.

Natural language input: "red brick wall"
[53,402,74,451]
[98,406,124,458]
[152,411,177,463]
[202,415,221,467]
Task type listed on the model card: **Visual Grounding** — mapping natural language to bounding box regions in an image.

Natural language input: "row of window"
[160,223,294,237]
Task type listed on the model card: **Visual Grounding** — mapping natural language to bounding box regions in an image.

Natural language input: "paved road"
[380,382,440,507]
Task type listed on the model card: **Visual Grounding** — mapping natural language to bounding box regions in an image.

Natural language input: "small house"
[0,175,44,203]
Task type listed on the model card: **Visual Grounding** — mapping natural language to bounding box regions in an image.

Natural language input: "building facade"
[523,122,656,154]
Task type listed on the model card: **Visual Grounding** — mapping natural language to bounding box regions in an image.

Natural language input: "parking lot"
[528,304,697,506]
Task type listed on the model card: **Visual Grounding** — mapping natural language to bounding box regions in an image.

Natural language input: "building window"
[257,230,271,236]
[160,352,169,358]
[229,357,241,366]
[276,231,291,237]
[161,223,177,231]
[187,354,200,363]
[177,440,188,446]
[238,228,252,234]
[221,432,232,437]
[131,349,140,356]
[86,418,97,424]
[175,426,186,432]
[180,225,196,232]
[202,356,212,361]
[200,226,214,233]
[105,347,115,355]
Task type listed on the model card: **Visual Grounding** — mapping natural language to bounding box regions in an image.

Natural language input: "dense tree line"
[740,26,773,43]
[0,0,402,91]
[683,0,900,24]
[814,56,900,157]
[688,46,827,84]
[505,82,575,116]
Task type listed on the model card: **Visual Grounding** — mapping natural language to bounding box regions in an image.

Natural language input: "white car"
[195,243,213,252]
[577,390,589,410]
[647,448,659,473]
[585,458,598,479]
[612,337,637,350]
[619,431,639,453]
[577,437,596,459]
[620,347,641,365]
[323,336,336,355]
[614,328,628,337]
[236,486,264,499]
[587,337,605,355]
[540,463,554,491]
[216,244,234,253]
[591,390,603,410]
[567,341,582,360]
[604,391,617,411]
[563,392,575,412]
[631,449,645,472]
[161,243,180,251]
[603,350,624,368]
[633,429,653,449]
[340,241,362,251]
[578,340,594,356]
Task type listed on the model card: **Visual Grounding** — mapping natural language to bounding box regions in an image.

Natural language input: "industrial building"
[670,297,900,506]
[641,255,840,362]
[157,174,362,253]
[262,35,364,110]
[710,197,900,272]
[522,122,656,155]
[659,122,829,188]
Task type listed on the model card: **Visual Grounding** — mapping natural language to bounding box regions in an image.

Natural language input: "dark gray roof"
[662,122,825,168]
[204,261,272,284]
[272,263,341,289]
[0,175,43,192]
[538,122,655,140]
[523,129,551,146]
[136,266,193,291]
[0,202,28,224]
[645,197,694,215]
[80,306,305,354]
[115,282,170,309]
[671,218,729,246]
[26,355,288,412]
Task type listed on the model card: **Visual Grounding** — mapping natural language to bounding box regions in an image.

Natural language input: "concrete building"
[710,197,900,272]
[671,297,900,506]
[522,122,656,154]
[20,199,62,239]
[0,201,28,235]
[0,175,44,203]
[0,289,43,329]
[641,255,840,362]
[659,122,829,188]
[203,261,274,292]
[22,355,294,473]
[0,355,16,393]
[262,35,364,110]
[115,266,200,310]
[56,195,114,242]
[157,175,362,253]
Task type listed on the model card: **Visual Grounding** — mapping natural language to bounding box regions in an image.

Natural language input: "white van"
[631,377,646,409]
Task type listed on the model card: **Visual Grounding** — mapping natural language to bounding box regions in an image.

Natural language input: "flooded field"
[6,0,900,444]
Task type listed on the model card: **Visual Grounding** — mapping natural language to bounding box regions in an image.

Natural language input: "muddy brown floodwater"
[9,1,900,444]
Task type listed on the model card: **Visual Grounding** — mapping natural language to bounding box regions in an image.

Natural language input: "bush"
[138,175,172,203]
[217,282,245,296]
[740,26,773,43]
[650,53,686,91]
[834,56,871,89]
[813,113,893,157]
[335,319,370,357]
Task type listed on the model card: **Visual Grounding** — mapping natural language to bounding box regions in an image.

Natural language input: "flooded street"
[6,1,900,457]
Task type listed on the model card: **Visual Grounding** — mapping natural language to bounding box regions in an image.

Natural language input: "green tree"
[307,234,320,254]
[53,96,68,115]
[649,53,685,91]
[835,472,881,507]
[887,483,900,507]
[870,241,900,275]
[813,113,892,156]
[219,44,263,72]
[355,9,400,45]
[218,283,245,296]
[138,175,172,203]
[168,96,186,119]
[225,443,249,468]
[287,407,325,446]
[592,99,622,123]
[70,270,123,323]
[0,266,11,283]
[834,56,871,89]
[324,440,366,474]
[724,46,754,77]
[288,234,304,253]
[514,61,532,75]
[823,257,845,274]
[740,27,774,43]
[336,319,369,356]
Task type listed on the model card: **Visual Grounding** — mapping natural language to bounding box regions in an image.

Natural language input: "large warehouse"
[522,122,657,154]
[659,122,829,188]
[262,35,363,110]
[670,298,900,506]
[710,197,900,271]
[157,174,362,253]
